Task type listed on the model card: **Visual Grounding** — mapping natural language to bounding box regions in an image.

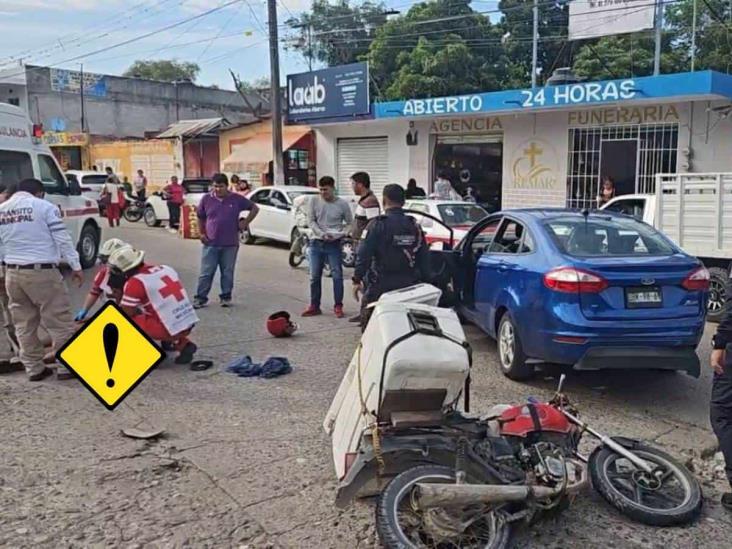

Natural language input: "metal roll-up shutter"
[336,137,389,196]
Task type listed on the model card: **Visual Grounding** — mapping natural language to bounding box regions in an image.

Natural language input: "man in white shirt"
[133,169,148,200]
[0,179,83,381]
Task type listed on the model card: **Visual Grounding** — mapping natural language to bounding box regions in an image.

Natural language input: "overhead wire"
[0,0,246,80]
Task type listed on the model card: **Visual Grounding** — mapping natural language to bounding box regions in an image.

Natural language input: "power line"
[0,0,189,68]
[1,0,245,80]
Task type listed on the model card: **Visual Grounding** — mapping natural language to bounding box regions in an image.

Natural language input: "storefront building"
[220,119,315,187]
[42,131,89,170]
[312,71,732,210]
[88,138,181,191]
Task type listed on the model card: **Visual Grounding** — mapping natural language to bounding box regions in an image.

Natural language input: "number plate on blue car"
[626,286,663,308]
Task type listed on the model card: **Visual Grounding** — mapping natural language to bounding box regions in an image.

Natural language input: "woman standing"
[231,174,252,196]
[597,176,616,207]
[101,176,122,227]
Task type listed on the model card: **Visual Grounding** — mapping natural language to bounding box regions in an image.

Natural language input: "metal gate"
[566,123,678,210]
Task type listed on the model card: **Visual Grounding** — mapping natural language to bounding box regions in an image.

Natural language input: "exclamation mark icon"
[103,323,119,388]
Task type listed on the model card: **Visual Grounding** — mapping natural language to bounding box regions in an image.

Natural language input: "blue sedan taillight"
[543,267,609,293]
[681,267,710,291]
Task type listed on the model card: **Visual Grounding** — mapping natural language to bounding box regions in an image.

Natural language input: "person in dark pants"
[194,173,259,308]
[711,280,732,511]
[163,175,184,231]
[352,184,430,330]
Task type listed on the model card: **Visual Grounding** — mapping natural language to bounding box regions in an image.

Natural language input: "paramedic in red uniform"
[74,238,130,321]
[108,247,199,364]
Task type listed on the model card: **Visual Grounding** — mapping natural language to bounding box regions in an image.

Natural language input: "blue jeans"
[309,239,343,308]
[195,245,239,302]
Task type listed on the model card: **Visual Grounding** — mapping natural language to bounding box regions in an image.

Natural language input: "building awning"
[221,126,310,173]
[157,118,227,138]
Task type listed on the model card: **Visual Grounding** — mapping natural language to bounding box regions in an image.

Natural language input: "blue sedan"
[442,209,709,380]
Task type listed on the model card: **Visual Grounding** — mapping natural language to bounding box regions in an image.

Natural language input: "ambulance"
[0,103,101,268]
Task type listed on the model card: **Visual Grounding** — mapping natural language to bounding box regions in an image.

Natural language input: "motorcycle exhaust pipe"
[416,483,563,509]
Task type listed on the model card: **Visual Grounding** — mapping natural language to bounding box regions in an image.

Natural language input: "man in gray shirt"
[303,176,353,318]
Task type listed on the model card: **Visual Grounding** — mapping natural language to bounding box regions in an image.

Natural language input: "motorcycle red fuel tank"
[499,403,572,437]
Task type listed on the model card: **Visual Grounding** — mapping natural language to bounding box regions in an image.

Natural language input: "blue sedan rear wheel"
[497,313,533,381]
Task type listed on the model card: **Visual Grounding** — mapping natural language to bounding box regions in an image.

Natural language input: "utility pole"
[531,0,539,88]
[79,63,86,132]
[653,0,663,76]
[691,0,697,71]
[267,0,285,186]
[307,25,313,72]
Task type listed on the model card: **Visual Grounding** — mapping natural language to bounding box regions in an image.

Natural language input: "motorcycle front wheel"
[289,250,305,267]
[589,444,702,526]
[376,465,511,549]
[123,207,143,223]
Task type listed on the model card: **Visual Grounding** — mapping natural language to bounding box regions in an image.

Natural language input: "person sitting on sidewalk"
[109,247,199,364]
[74,238,130,322]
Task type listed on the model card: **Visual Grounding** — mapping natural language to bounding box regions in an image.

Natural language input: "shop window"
[287,149,309,171]
[566,124,678,210]
[7,98,19,106]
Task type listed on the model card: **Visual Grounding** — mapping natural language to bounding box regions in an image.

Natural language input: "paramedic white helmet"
[99,238,128,261]
[108,247,144,274]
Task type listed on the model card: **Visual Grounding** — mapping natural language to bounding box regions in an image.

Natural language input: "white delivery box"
[324,300,469,479]
[375,283,442,307]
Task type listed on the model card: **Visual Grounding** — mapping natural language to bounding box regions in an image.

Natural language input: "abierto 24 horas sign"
[287,62,370,122]
[374,72,732,119]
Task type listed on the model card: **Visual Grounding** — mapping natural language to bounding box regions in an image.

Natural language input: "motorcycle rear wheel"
[123,207,143,223]
[589,444,702,526]
[376,465,511,549]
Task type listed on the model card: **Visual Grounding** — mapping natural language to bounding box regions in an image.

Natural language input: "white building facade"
[311,71,732,211]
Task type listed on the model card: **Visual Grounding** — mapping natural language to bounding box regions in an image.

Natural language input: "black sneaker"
[220,299,232,308]
[29,367,53,382]
[723,493,732,511]
[192,298,207,309]
[174,342,198,365]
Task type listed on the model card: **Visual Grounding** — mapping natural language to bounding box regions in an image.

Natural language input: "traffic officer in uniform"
[0,178,83,381]
[711,278,732,511]
[351,184,430,330]
[0,182,20,368]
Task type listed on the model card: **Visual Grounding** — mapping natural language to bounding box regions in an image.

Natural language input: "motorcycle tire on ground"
[123,207,143,223]
[289,251,304,268]
[341,239,356,268]
[589,444,702,527]
[376,465,511,549]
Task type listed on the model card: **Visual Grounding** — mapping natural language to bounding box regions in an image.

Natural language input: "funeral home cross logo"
[511,139,559,190]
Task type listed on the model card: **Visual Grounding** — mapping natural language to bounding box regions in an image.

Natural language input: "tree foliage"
[288,0,732,100]
[286,0,390,67]
[123,60,200,83]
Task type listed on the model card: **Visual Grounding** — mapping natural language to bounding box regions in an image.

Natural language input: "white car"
[242,185,320,245]
[143,178,210,227]
[65,170,109,205]
[404,199,489,249]
[0,104,102,268]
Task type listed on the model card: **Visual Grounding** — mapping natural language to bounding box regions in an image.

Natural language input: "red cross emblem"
[159,275,185,302]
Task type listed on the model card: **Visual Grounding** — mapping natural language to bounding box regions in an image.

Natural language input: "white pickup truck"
[601,173,732,321]
[0,104,101,268]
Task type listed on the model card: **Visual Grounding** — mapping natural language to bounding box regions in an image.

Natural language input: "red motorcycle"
[339,374,702,548]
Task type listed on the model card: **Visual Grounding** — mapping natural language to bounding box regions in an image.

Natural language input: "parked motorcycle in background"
[324,285,703,549]
[122,192,145,223]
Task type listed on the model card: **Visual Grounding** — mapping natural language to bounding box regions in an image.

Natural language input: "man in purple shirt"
[194,173,259,308]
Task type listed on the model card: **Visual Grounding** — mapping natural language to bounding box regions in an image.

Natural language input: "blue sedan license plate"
[626,287,662,308]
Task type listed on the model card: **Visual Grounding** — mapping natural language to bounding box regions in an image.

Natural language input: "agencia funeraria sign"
[568,0,656,41]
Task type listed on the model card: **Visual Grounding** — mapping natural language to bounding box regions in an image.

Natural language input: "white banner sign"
[569,0,656,41]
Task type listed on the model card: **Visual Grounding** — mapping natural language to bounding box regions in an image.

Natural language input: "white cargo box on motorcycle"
[324,287,470,480]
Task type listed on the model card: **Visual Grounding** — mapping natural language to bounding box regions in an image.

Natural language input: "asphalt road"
[0,221,729,548]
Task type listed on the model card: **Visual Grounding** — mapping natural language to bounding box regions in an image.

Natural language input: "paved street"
[1,222,731,548]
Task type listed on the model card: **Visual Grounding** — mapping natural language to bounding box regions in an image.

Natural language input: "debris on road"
[121,427,166,440]
[225,355,292,378]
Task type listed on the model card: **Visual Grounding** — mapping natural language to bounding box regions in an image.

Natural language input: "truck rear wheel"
[706,267,727,323]
[77,224,99,270]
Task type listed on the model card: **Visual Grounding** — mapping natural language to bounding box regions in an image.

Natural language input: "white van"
[0,103,101,268]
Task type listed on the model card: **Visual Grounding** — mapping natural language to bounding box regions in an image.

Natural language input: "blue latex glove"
[74,309,88,322]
